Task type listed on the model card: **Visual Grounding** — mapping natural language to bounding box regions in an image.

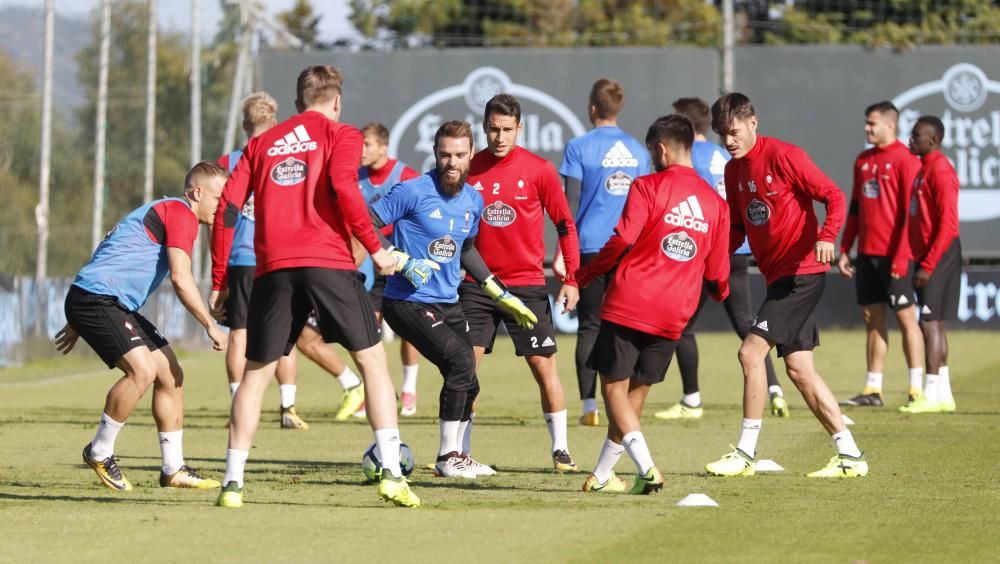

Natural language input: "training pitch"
[1,331,998,562]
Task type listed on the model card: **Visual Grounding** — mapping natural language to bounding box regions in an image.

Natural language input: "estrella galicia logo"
[661,231,697,262]
[862,178,880,199]
[604,171,633,196]
[483,201,516,227]
[746,198,770,226]
[241,195,255,221]
[428,235,457,263]
[270,158,307,186]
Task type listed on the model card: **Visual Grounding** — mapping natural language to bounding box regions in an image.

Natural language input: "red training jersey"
[724,136,846,284]
[909,150,960,274]
[366,159,419,185]
[211,111,380,290]
[576,166,730,339]
[467,146,580,287]
[840,140,921,276]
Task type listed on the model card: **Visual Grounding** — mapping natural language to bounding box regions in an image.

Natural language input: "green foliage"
[277,0,323,48]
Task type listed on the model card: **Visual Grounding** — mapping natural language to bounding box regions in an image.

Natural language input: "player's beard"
[438,166,469,196]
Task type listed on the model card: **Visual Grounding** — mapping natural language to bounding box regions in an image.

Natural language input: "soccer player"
[55,162,229,492]
[461,94,581,473]
[704,93,869,478]
[838,101,925,408]
[898,116,961,414]
[209,65,419,507]
[357,122,423,417]
[576,114,731,494]
[654,97,788,421]
[372,120,537,478]
[217,91,366,428]
[558,78,649,427]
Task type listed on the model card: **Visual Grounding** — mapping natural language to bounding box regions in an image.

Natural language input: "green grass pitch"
[1,330,998,562]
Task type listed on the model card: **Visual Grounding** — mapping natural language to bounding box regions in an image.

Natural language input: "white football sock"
[279,384,296,409]
[682,392,701,407]
[439,420,461,456]
[768,385,783,397]
[158,430,185,475]
[736,418,762,458]
[460,415,473,455]
[90,413,124,460]
[374,428,402,478]
[938,366,953,403]
[592,438,624,483]
[336,367,361,390]
[401,364,419,394]
[229,382,240,399]
[865,372,883,392]
[622,431,655,475]
[582,398,598,414]
[924,374,940,403]
[908,368,924,392]
[832,429,862,458]
[544,410,568,452]
[223,448,249,488]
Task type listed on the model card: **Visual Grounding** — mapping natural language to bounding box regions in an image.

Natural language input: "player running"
[704,93,868,478]
[654,97,788,421]
[559,78,649,427]
[56,162,228,492]
[576,114,731,494]
[461,94,581,473]
[209,65,419,508]
[217,92,366,428]
[837,101,925,409]
[371,120,537,479]
[899,116,961,414]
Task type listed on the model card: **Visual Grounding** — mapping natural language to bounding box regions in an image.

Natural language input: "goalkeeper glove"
[481,275,537,329]
[389,247,440,289]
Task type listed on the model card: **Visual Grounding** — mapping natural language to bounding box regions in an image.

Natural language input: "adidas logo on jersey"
[267,125,317,156]
[664,195,709,233]
[429,208,443,219]
[601,141,639,168]
[541,337,555,347]
[755,320,769,331]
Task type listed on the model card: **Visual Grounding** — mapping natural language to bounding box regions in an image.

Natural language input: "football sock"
[223,448,248,488]
[736,418,762,459]
[374,428,402,478]
[401,364,419,394]
[593,438,624,483]
[336,367,361,390]
[908,368,924,395]
[158,430,184,475]
[924,374,940,403]
[768,385,783,397]
[90,413,124,460]
[863,372,883,394]
[279,384,296,409]
[582,398,598,414]
[622,431,655,475]
[832,429,862,458]
[459,415,473,455]
[938,366,953,403]
[681,392,701,407]
[229,382,240,399]
[439,420,461,456]
[544,410,568,452]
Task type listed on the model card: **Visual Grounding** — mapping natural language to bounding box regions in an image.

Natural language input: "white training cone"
[842,414,855,426]
[755,459,785,472]
[676,493,719,507]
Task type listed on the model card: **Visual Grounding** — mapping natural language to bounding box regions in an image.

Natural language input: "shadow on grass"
[0,491,192,505]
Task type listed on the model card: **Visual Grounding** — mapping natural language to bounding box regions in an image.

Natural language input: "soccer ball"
[361,441,415,482]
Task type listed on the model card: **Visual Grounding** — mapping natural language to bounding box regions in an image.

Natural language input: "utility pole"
[191,0,204,281]
[143,0,158,203]
[92,0,112,250]
[36,0,54,284]
[722,0,734,93]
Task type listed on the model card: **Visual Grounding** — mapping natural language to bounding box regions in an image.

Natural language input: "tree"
[277,0,323,48]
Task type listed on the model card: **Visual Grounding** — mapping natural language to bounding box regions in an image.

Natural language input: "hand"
[371,248,396,276]
[54,324,80,355]
[556,284,579,313]
[913,268,931,288]
[209,289,228,321]
[836,253,854,279]
[482,276,538,329]
[390,247,441,288]
[814,240,835,265]
[206,324,227,351]
[552,251,566,282]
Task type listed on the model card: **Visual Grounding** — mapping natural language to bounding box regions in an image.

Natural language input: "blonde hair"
[184,161,229,192]
[242,91,278,129]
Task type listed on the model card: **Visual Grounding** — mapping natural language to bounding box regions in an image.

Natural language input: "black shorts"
[64,285,169,368]
[915,239,962,321]
[368,275,386,312]
[587,320,678,385]
[855,255,914,310]
[382,299,473,368]
[220,266,255,329]
[750,274,825,357]
[458,281,557,356]
[246,268,380,363]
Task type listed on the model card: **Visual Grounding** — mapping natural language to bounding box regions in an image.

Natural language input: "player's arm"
[575,177,651,287]
[210,147,252,297]
[368,186,440,288]
[890,157,920,278]
[725,169,747,255]
[704,202,732,302]
[461,237,537,329]
[552,175,583,283]
[838,162,862,278]
[918,164,960,277]
[784,147,846,264]
[168,247,226,351]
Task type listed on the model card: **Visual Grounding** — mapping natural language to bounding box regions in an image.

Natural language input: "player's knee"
[127,364,158,388]
[443,347,477,391]
[737,343,762,369]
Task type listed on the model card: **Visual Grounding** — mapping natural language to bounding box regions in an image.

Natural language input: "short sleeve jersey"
[559,126,650,253]
[692,139,749,255]
[74,198,199,311]
[216,149,256,267]
[372,172,484,304]
[358,159,420,288]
